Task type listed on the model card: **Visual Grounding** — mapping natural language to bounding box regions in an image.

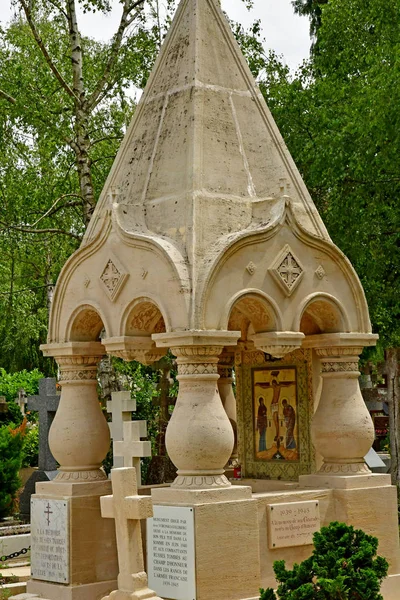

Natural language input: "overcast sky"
[0,0,311,70]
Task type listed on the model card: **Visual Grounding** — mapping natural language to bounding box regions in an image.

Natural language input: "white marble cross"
[100,468,163,600]
[107,391,137,468]
[114,421,151,487]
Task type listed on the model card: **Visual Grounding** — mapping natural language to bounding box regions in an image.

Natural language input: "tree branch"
[0,283,56,296]
[19,0,77,100]
[0,221,82,241]
[87,0,145,110]
[0,88,17,105]
[30,193,83,227]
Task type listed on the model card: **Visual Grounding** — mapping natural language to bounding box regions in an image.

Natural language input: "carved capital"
[172,346,222,377]
[316,347,363,359]
[251,332,304,358]
[102,336,167,365]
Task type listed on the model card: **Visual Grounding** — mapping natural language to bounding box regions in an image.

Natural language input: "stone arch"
[121,296,168,336]
[67,304,108,342]
[222,290,283,341]
[293,293,351,335]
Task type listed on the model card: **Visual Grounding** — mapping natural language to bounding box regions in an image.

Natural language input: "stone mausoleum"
[26,0,400,599]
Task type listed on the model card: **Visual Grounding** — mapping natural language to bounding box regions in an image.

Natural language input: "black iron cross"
[27,378,60,472]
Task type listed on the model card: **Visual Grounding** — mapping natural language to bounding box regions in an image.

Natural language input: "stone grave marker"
[0,395,8,414]
[15,388,27,416]
[147,505,196,600]
[107,391,137,468]
[114,421,151,487]
[19,379,60,522]
[30,497,69,584]
[100,467,162,600]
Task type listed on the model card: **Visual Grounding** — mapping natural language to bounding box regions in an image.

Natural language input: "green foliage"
[21,424,39,468]
[261,522,388,600]
[0,401,23,427]
[262,0,400,352]
[0,423,25,519]
[292,0,328,38]
[0,368,43,401]
[260,588,277,600]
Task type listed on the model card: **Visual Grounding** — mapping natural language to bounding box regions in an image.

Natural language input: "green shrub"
[21,424,39,468]
[261,522,388,600]
[0,368,43,402]
[0,422,25,519]
[0,400,23,427]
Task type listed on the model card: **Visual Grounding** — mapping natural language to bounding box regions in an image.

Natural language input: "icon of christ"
[255,370,296,445]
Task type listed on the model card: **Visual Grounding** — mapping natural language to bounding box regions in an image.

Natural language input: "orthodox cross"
[100,468,162,600]
[107,391,137,468]
[277,253,302,289]
[27,378,60,472]
[44,502,53,526]
[114,421,151,487]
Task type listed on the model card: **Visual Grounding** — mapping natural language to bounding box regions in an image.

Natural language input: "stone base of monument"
[19,470,58,522]
[381,574,400,600]
[249,473,400,593]
[149,485,260,600]
[26,479,118,600]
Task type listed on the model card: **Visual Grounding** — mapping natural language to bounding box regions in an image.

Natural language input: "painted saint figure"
[257,397,267,452]
[282,399,296,449]
[255,371,296,443]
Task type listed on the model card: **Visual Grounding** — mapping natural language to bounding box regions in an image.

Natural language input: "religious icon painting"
[253,367,299,462]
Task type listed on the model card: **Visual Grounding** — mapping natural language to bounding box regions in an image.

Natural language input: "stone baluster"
[311,345,375,475]
[218,352,238,464]
[153,332,240,489]
[42,342,110,482]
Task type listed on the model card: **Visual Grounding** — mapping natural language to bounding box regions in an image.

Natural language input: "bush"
[21,424,39,468]
[261,522,389,600]
[0,421,26,519]
[0,368,43,402]
[0,400,23,427]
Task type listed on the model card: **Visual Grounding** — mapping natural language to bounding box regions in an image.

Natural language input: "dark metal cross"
[27,378,60,472]
[44,502,53,526]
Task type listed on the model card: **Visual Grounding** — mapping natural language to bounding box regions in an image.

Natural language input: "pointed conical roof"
[85,0,329,273]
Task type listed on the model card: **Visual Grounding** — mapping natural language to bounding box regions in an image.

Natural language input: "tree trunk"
[67,0,96,227]
[387,348,400,489]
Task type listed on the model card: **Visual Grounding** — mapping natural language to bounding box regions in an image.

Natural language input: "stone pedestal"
[27,480,118,600]
[151,486,260,600]
[27,342,118,600]
[299,473,400,576]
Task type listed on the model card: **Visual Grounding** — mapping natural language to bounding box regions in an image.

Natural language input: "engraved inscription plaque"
[31,498,70,583]
[147,505,196,600]
[267,500,320,549]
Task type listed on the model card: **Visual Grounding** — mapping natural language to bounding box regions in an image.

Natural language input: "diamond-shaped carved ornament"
[270,245,304,297]
[100,257,128,301]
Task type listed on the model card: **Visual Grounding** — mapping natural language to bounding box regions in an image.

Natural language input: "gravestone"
[0,395,8,414]
[19,379,60,522]
[107,391,137,468]
[15,388,27,416]
[113,420,151,487]
[147,505,196,600]
[100,468,163,600]
[30,497,69,583]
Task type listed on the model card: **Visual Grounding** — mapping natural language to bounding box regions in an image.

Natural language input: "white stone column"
[218,352,238,463]
[42,342,110,482]
[153,332,240,489]
[307,335,376,475]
